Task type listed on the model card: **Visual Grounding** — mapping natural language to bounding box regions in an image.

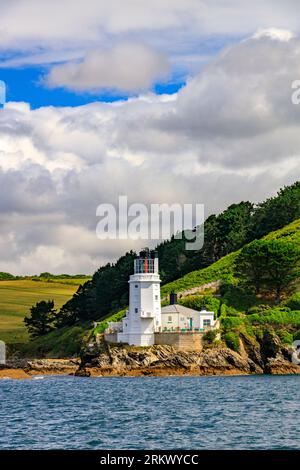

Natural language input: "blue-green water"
[0,375,299,449]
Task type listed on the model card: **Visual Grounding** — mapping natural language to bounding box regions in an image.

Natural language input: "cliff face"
[75,334,300,377]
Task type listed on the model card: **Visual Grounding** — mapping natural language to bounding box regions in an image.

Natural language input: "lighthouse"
[117,249,161,346]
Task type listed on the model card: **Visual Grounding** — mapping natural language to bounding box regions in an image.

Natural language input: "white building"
[161,293,215,332]
[105,250,218,347]
[117,249,161,346]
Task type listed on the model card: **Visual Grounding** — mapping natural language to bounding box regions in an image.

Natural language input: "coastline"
[1,367,300,380]
[2,348,300,379]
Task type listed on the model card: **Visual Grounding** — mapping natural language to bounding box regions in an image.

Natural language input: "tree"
[248,182,300,240]
[235,239,300,301]
[235,240,269,294]
[24,300,56,338]
[263,240,300,301]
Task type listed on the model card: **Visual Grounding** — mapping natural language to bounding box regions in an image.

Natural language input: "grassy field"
[0,279,84,343]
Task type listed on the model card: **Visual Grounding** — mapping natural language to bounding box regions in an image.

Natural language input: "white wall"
[161,310,214,331]
[117,272,161,346]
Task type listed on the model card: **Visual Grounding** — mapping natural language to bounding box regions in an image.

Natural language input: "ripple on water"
[0,375,299,449]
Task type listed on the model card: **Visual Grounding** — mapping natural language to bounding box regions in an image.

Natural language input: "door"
[189,318,193,330]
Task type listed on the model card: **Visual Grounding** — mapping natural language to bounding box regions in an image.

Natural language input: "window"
[203,319,211,327]
[168,316,172,323]
[135,285,138,288]
[135,308,138,313]
[155,295,158,301]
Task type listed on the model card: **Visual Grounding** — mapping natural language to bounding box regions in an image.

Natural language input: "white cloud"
[1,33,300,274]
[46,43,169,93]
[253,28,294,42]
[0,1,299,81]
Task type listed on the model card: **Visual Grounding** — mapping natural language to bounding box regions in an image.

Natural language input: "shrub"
[284,292,300,311]
[248,309,300,327]
[277,329,293,345]
[221,316,244,331]
[223,332,240,352]
[247,304,272,315]
[293,330,300,341]
[221,282,259,312]
[203,330,218,344]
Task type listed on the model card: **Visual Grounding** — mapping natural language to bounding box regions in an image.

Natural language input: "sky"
[1,0,300,275]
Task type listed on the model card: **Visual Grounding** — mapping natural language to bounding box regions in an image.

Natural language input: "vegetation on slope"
[19,182,300,357]
[51,182,300,327]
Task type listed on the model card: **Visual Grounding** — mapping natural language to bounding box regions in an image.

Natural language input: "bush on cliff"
[284,292,300,311]
[223,332,240,352]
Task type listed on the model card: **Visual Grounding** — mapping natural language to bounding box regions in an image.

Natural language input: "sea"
[0,375,299,450]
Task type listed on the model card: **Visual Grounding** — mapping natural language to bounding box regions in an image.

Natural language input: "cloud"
[46,43,169,93]
[1,32,300,274]
[253,28,294,42]
[0,1,299,80]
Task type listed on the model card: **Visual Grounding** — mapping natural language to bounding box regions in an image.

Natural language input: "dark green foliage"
[293,330,300,341]
[221,316,244,331]
[180,295,220,316]
[55,252,135,326]
[284,292,300,311]
[203,329,218,344]
[39,272,52,279]
[200,202,254,264]
[24,300,56,338]
[220,281,260,312]
[223,332,240,352]
[235,239,300,301]
[20,325,87,358]
[247,304,272,315]
[277,329,293,345]
[0,272,15,280]
[248,182,300,241]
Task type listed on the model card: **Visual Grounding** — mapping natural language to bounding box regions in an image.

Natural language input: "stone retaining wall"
[154,332,203,351]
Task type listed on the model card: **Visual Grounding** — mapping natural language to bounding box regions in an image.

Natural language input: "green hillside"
[9,219,300,358]
[161,218,300,297]
[0,279,85,343]
[71,218,300,355]
[46,182,300,328]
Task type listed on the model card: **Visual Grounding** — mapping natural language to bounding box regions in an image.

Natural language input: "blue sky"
[0,66,185,109]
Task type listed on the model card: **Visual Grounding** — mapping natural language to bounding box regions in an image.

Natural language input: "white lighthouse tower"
[117,249,161,346]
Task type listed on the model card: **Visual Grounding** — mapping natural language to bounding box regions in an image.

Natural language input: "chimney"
[170,292,177,305]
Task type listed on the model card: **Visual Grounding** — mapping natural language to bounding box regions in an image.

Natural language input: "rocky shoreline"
[2,333,300,379]
[75,342,300,377]
[0,359,80,379]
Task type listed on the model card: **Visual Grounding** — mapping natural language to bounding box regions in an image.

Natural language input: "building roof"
[161,304,213,315]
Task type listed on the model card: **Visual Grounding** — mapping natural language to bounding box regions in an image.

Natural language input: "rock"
[260,329,281,362]
[77,344,264,377]
[240,332,264,368]
[264,356,300,375]
[75,368,91,377]
[25,359,79,375]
